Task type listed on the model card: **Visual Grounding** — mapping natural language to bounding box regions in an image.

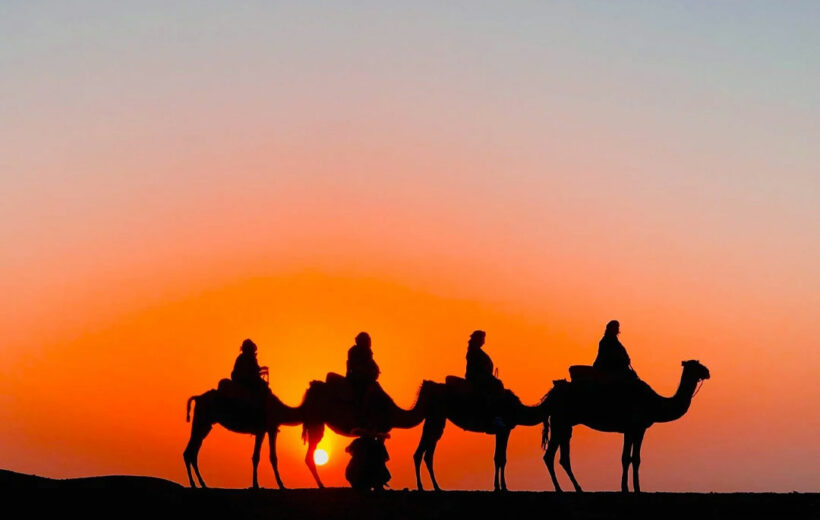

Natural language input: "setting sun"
[314,449,329,466]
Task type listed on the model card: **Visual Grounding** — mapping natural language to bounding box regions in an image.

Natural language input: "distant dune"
[2,469,817,520]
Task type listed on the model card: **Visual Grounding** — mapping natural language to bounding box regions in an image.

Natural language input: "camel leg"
[632,429,645,493]
[558,432,582,493]
[424,441,442,492]
[621,432,634,493]
[493,429,510,492]
[414,417,445,491]
[543,433,562,492]
[251,433,264,489]
[183,418,212,488]
[268,430,285,489]
[412,431,428,491]
[304,424,326,488]
[421,416,446,491]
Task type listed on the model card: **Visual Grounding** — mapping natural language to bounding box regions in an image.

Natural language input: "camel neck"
[514,399,550,427]
[653,369,699,423]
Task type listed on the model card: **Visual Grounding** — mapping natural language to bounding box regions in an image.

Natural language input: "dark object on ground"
[345,436,391,491]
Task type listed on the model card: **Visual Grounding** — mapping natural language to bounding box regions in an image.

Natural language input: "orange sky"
[1,2,818,492]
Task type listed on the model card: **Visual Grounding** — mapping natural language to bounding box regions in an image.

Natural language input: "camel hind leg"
[558,431,582,492]
[543,424,570,492]
[304,423,326,488]
[183,415,212,488]
[268,430,286,489]
[413,416,445,491]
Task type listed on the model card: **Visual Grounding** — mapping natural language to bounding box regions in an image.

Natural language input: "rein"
[692,379,705,398]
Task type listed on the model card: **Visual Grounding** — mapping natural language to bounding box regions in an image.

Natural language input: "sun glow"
[313,449,329,466]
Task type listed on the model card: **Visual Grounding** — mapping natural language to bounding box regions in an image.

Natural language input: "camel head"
[681,359,710,381]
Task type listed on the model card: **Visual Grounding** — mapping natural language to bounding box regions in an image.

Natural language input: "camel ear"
[681,361,686,367]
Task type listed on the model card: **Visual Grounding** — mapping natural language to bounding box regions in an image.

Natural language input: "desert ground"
[2,469,817,520]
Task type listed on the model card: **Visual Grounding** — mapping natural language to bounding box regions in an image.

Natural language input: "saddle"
[324,372,354,402]
[217,378,256,401]
[444,375,472,396]
[568,365,601,383]
[216,378,268,428]
[566,366,646,404]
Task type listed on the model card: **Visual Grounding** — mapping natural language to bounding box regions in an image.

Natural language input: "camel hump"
[445,375,466,386]
[217,378,235,392]
[444,375,472,395]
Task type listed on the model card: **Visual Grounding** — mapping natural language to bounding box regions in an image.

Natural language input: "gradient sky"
[1,1,818,491]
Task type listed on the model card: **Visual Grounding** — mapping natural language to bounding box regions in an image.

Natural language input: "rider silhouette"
[346,332,383,431]
[593,320,637,379]
[231,339,270,402]
[465,330,506,430]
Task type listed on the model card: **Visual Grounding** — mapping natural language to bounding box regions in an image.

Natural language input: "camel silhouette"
[300,377,435,487]
[540,359,710,493]
[412,378,547,491]
[183,384,302,489]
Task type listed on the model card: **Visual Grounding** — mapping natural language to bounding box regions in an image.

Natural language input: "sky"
[1,1,818,492]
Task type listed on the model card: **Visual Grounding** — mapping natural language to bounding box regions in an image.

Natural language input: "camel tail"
[541,418,550,450]
[186,395,197,422]
[539,382,562,450]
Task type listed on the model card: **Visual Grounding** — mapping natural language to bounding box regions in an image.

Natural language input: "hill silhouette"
[1,469,817,520]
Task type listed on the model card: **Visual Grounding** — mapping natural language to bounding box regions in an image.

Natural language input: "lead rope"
[692,379,704,398]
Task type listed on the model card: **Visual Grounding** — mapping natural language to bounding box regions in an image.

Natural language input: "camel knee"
[413,449,424,465]
[559,454,570,469]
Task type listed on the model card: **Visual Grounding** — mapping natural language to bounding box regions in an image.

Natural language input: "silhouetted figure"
[346,332,380,393]
[345,434,391,491]
[593,320,637,380]
[345,332,384,429]
[465,330,506,430]
[541,360,710,493]
[232,339,270,395]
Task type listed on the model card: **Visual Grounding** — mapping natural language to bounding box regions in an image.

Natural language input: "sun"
[313,449,329,466]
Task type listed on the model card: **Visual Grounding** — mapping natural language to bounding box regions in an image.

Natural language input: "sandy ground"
[2,469,817,520]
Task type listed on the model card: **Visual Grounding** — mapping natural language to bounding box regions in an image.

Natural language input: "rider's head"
[355,332,371,349]
[605,320,620,336]
[240,338,257,354]
[469,330,486,348]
